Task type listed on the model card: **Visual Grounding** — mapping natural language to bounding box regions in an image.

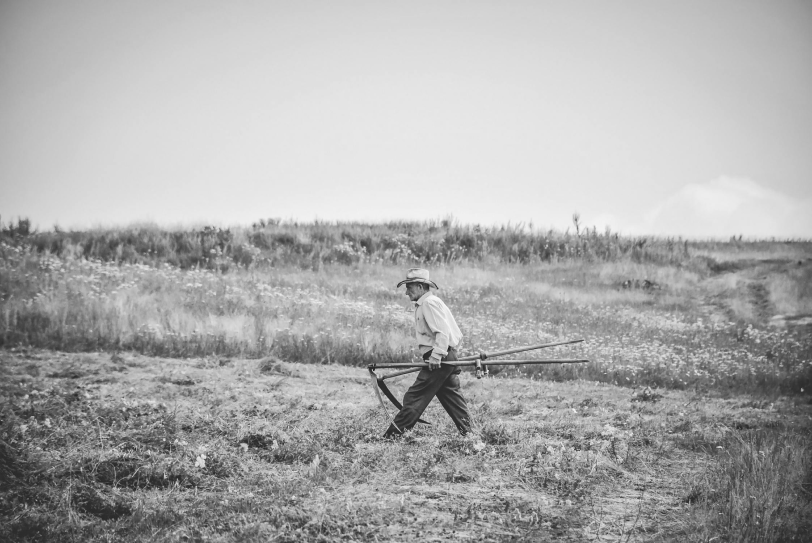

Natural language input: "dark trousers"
[384,348,471,437]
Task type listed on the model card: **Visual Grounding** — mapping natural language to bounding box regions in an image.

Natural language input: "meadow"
[1,220,811,541]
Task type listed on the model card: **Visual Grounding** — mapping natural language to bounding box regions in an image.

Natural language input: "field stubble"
[1,350,810,541]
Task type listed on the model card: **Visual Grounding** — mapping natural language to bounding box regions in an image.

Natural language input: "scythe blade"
[368,368,390,416]
[368,367,431,425]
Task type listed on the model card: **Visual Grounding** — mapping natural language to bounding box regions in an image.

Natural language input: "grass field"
[1,225,812,541]
[2,350,810,541]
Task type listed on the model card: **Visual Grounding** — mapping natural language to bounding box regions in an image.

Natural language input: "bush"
[8,216,789,269]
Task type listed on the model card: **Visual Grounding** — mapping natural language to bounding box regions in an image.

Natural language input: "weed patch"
[685,429,812,541]
[270,440,323,465]
[480,421,523,445]
[71,482,131,520]
[78,453,199,490]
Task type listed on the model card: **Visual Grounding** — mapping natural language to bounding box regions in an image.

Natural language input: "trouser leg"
[384,364,455,437]
[433,349,471,435]
[435,373,471,435]
[384,348,471,437]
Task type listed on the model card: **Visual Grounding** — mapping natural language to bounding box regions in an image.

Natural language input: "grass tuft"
[686,429,812,542]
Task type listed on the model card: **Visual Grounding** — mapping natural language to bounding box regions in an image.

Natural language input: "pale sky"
[2,1,811,238]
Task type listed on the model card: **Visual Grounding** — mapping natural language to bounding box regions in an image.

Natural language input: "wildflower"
[195,454,207,468]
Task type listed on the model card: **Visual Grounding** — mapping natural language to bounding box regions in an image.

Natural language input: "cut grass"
[1,350,810,541]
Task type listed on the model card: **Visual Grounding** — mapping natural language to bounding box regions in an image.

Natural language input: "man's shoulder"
[423,293,449,309]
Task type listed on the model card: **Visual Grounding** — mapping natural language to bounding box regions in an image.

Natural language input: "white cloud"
[588,177,812,239]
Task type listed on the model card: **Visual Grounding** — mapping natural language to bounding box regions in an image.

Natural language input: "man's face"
[404,282,425,302]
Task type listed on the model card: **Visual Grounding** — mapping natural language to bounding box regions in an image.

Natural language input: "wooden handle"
[456,338,584,361]
[370,358,589,370]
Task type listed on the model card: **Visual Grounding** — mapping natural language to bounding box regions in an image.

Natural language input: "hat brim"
[396,278,439,289]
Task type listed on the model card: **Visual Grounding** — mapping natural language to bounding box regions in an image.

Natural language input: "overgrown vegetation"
[2,220,811,393]
[1,217,811,540]
[6,216,808,271]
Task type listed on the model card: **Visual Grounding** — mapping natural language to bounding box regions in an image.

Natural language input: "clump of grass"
[257,356,301,378]
[479,420,523,445]
[0,414,25,483]
[78,453,199,489]
[70,482,131,520]
[686,429,812,541]
[238,429,324,465]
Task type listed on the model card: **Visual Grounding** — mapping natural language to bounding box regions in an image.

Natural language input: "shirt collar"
[415,291,433,306]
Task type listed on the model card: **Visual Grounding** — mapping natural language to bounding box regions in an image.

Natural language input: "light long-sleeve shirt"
[414,291,462,359]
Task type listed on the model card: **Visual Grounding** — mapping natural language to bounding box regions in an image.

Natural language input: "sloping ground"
[1,349,810,542]
[698,257,812,328]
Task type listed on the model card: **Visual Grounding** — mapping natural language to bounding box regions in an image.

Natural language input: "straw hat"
[396,268,439,289]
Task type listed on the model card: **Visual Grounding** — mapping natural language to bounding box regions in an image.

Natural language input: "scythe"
[367,338,588,423]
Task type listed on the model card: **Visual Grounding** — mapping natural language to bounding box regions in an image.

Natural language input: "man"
[384,268,471,438]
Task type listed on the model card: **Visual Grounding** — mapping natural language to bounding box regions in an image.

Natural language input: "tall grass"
[9,216,808,271]
[687,430,812,542]
[2,233,811,393]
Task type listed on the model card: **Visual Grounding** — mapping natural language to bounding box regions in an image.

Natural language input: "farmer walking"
[384,268,472,438]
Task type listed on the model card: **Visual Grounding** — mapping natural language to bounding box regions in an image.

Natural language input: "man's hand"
[428,354,443,371]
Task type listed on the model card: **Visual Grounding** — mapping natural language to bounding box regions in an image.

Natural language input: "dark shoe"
[383,423,403,439]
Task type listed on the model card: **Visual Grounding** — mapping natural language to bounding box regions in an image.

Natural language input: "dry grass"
[1,350,810,542]
[2,246,811,393]
[767,266,812,315]
[1,233,811,541]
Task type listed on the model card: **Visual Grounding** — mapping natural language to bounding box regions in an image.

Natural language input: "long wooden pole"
[373,338,586,380]
[370,358,588,370]
[456,338,584,361]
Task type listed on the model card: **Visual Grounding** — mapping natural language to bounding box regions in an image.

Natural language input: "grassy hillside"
[1,219,811,541]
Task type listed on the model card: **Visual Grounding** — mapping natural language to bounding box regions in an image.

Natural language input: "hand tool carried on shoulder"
[368,338,588,423]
